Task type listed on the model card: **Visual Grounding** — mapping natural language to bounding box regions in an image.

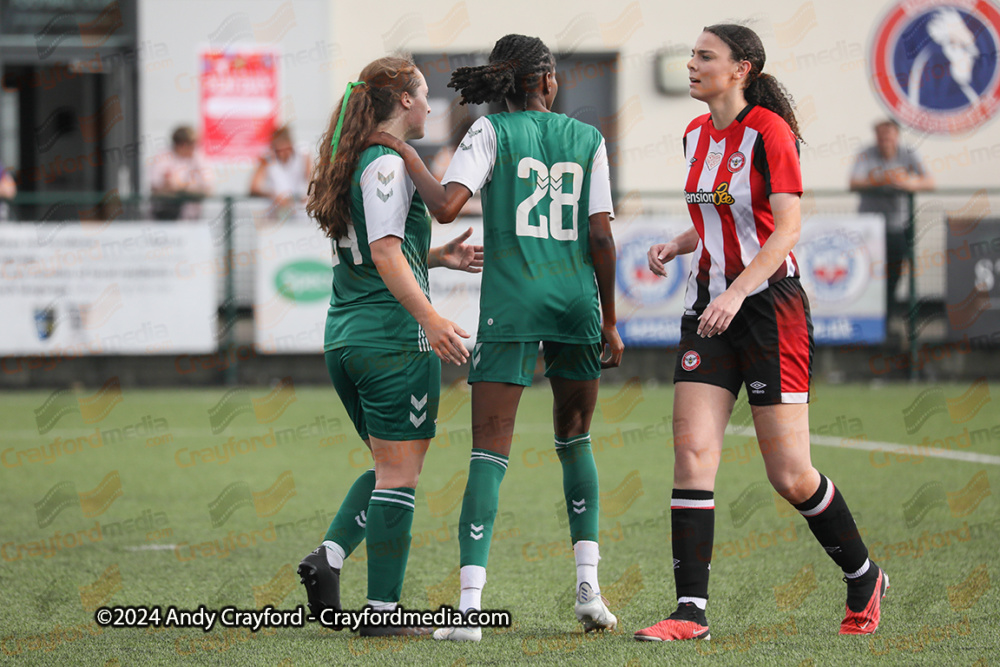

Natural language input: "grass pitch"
[1,378,998,665]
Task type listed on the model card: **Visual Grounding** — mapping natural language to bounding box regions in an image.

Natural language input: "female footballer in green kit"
[297,56,483,636]
[374,35,624,641]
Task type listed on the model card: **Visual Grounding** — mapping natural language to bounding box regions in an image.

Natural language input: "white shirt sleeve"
[588,138,614,219]
[442,117,497,194]
[361,154,414,243]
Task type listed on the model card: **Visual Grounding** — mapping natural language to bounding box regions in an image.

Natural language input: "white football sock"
[368,600,396,611]
[459,565,487,614]
[574,540,600,595]
[678,596,707,610]
[322,540,345,570]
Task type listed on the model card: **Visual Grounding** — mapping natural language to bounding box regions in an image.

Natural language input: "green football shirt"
[324,146,432,352]
[443,111,614,343]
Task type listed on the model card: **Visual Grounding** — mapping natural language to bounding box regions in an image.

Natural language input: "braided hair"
[704,24,803,141]
[449,34,555,107]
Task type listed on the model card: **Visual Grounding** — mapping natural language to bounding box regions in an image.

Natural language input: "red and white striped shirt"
[681,105,802,314]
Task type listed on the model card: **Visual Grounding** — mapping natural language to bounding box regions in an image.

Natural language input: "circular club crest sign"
[681,350,701,371]
[869,0,1000,134]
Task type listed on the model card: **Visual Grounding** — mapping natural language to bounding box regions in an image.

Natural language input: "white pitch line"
[725,425,1000,465]
[7,423,999,465]
[123,544,177,551]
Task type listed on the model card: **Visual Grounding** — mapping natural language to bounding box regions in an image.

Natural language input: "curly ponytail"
[307,56,420,239]
[705,24,803,142]
[449,34,554,107]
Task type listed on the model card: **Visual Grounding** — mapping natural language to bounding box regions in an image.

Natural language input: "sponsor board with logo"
[946,218,1000,340]
[797,214,886,343]
[614,218,691,346]
[0,223,215,354]
[253,223,331,353]
[254,220,484,353]
[616,216,886,345]
[257,214,885,351]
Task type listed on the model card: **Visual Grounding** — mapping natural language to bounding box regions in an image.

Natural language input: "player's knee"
[674,445,720,474]
[768,470,815,504]
[554,407,592,435]
[377,468,421,489]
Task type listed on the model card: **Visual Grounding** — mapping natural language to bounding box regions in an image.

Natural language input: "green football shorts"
[467,340,602,386]
[325,347,441,441]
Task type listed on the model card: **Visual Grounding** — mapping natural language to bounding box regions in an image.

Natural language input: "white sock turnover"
[574,540,600,595]
[322,540,346,570]
[458,565,487,614]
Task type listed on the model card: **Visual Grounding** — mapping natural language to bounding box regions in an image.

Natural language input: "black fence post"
[907,191,918,381]
[223,196,238,386]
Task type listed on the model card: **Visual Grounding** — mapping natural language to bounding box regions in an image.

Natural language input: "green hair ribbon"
[330,81,367,162]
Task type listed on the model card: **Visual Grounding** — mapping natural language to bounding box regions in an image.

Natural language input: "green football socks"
[322,468,376,563]
[458,449,509,568]
[556,433,601,543]
[365,487,415,603]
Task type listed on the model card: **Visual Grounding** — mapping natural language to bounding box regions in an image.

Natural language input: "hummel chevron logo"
[410,393,427,427]
[377,170,394,185]
[855,620,870,630]
[355,510,367,528]
[673,558,681,569]
[376,188,392,202]
[470,524,484,540]
[468,128,482,136]
[459,142,472,151]
[472,343,482,369]
[572,498,586,514]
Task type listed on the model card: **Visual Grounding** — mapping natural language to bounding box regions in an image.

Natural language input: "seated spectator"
[0,160,15,200]
[150,126,214,220]
[250,125,311,220]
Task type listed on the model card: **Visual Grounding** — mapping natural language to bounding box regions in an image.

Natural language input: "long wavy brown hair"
[307,56,421,239]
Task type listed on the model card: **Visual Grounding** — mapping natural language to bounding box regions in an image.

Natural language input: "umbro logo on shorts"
[750,380,766,394]
[681,351,700,371]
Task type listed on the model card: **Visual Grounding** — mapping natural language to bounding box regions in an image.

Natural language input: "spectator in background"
[150,125,214,220]
[250,124,312,220]
[849,119,934,321]
[0,160,15,200]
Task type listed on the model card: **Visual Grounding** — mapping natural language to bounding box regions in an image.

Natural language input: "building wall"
[330,0,1000,193]
[138,0,332,194]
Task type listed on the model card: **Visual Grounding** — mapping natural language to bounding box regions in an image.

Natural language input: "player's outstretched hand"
[647,242,679,277]
[600,324,624,369]
[697,288,745,338]
[437,227,483,273]
[424,313,471,365]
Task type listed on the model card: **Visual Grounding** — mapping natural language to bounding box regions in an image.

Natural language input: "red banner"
[200,49,278,160]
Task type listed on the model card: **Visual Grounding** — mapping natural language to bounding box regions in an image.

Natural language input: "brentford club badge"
[727,151,746,172]
[681,350,701,371]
